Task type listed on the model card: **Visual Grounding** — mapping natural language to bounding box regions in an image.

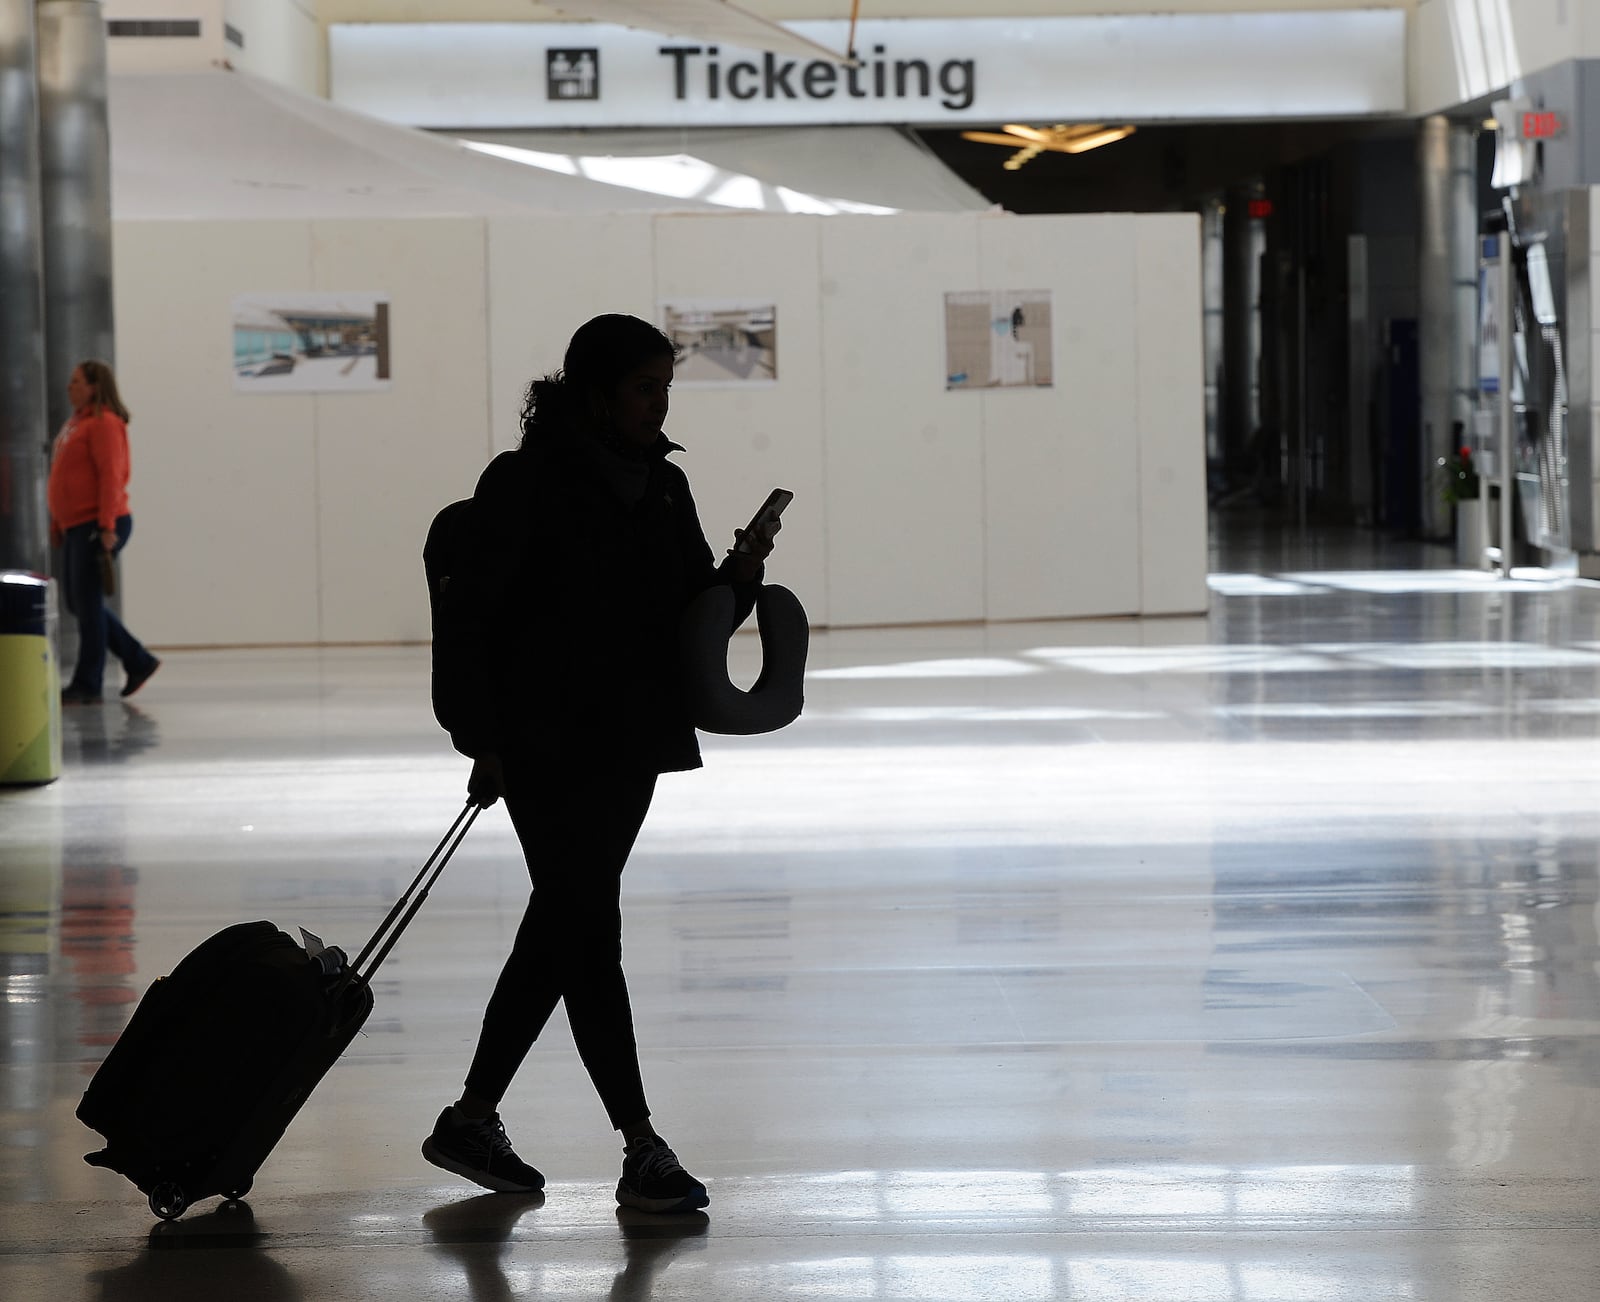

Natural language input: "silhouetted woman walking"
[422,314,777,1213]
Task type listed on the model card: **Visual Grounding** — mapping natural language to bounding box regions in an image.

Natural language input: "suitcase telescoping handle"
[336,799,482,996]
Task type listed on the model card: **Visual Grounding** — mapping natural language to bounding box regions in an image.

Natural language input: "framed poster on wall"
[944,290,1053,390]
[233,293,392,393]
[662,301,777,386]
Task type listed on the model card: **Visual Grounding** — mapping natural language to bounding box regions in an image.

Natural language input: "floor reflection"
[61,701,162,766]
[611,1208,711,1302]
[3,529,1599,1300]
[424,1192,546,1302]
[90,1203,302,1302]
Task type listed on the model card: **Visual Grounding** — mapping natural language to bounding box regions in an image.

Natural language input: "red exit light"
[1523,111,1564,139]
[1247,198,1273,219]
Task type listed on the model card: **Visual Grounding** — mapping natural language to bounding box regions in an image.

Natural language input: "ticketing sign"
[330,14,1406,130]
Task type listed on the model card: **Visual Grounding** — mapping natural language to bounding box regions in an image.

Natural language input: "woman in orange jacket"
[48,359,160,704]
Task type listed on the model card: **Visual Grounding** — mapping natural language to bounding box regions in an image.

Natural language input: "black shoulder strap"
[423,498,477,605]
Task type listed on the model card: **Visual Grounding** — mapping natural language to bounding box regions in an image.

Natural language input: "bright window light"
[1208,573,1323,596]
[1217,701,1494,720]
[1315,641,1600,671]
[1234,1164,1417,1217]
[1023,646,1340,675]
[825,706,1163,723]
[1018,641,1600,676]
[1068,1259,1234,1301]
[1525,698,1600,714]
[1446,0,1522,98]
[703,172,766,209]
[880,1171,1056,1216]
[808,657,1043,680]
[461,139,897,213]
[1238,1264,1411,1301]
[883,1254,1055,1300]
[1276,569,1563,594]
[461,140,577,174]
[1210,569,1573,596]
[578,152,716,198]
[774,183,850,214]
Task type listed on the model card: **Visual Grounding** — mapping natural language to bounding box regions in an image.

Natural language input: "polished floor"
[3,520,1599,1301]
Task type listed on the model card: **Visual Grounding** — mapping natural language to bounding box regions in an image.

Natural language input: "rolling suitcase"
[77,801,480,1220]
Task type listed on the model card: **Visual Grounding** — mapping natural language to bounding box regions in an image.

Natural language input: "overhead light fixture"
[1058,125,1136,153]
[959,123,1138,170]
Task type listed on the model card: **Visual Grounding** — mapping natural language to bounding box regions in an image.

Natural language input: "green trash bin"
[0,572,62,785]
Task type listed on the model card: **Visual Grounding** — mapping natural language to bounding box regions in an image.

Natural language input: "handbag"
[97,545,116,597]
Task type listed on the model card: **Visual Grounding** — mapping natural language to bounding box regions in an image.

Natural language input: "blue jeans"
[61,516,155,695]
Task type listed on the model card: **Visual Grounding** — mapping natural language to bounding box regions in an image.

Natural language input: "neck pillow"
[680,584,808,735]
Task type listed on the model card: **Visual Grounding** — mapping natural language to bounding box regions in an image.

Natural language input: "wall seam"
[976,215,991,622]
[309,221,325,644]
[481,216,494,462]
[814,214,832,628]
[1132,218,1149,615]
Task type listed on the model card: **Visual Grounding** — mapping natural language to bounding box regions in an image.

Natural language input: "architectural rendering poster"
[232,292,392,393]
[944,290,1054,389]
[661,301,777,386]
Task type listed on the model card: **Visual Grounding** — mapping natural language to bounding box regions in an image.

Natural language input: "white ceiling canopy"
[107,69,726,219]
[545,0,853,64]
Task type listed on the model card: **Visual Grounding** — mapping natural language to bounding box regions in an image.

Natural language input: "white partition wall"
[1135,215,1209,616]
[979,213,1143,622]
[112,209,1206,647]
[309,219,490,643]
[115,217,491,647]
[114,220,324,646]
[820,215,985,626]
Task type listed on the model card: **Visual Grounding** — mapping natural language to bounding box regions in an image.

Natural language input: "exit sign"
[1523,111,1564,139]
[1247,198,1274,219]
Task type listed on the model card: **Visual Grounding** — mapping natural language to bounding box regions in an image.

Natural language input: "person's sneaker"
[615,1135,709,1213]
[421,1107,545,1193]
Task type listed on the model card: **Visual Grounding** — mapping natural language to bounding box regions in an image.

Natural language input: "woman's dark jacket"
[436,430,757,774]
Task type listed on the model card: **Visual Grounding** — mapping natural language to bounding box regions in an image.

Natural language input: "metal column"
[1448,127,1479,467]
[1221,186,1257,490]
[1478,237,1516,576]
[1203,199,1224,467]
[1419,116,1456,540]
[0,0,50,575]
[36,0,114,441]
[1347,234,1372,521]
[1496,248,1515,575]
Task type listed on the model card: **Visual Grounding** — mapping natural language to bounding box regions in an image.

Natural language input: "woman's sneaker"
[422,1107,545,1193]
[616,1134,709,1213]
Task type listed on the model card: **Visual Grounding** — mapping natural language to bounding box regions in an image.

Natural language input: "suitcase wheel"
[225,1178,253,1201]
[148,1182,188,1221]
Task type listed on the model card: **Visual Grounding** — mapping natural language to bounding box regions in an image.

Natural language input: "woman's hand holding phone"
[727,489,790,582]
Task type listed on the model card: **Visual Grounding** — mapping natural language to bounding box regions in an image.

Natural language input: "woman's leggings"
[463,763,658,1130]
